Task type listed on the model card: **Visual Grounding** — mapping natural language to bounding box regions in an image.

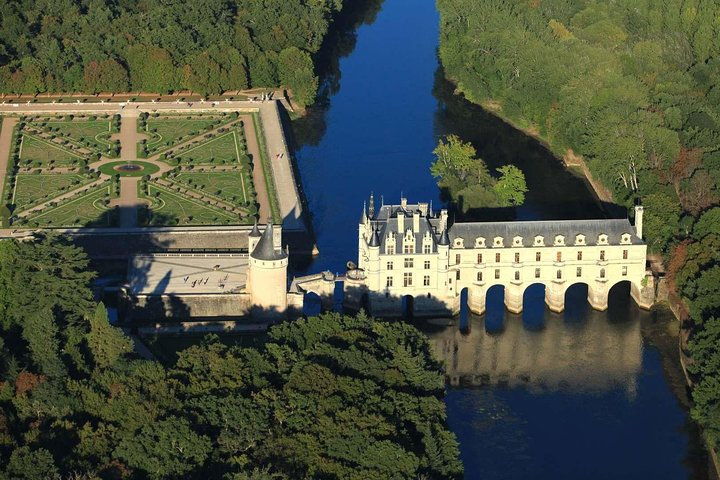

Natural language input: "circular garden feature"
[99,160,160,177]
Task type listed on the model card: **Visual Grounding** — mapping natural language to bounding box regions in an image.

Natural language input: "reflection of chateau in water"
[427,313,642,394]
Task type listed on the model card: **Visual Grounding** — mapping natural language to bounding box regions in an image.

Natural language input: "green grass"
[20,134,84,167]
[174,170,254,205]
[99,161,160,177]
[147,184,240,226]
[172,130,248,166]
[13,173,93,211]
[23,184,112,227]
[143,115,229,155]
[251,113,281,223]
[31,119,116,153]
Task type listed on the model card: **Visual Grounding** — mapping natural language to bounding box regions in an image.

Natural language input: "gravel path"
[0,117,18,202]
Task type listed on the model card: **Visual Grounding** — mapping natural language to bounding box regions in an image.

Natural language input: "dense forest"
[0,0,349,105]
[0,236,462,479]
[437,0,720,454]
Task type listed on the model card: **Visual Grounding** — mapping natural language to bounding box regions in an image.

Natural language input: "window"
[386,276,393,288]
[456,271,460,280]
[600,268,606,279]
[494,269,500,280]
[535,268,541,278]
[536,251,541,262]
[403,244,413,254]
[477,271,483,282]
[455,254,461,265]
[423,244,431,254]
[623,249,628,260]
[495,253,501,262]
[424,260,431,270]
[556,269,562,280]
[403,272,413,287]
[423,275,430,286]
[386,261,393,270]
[477,253,483,264]
[600,250,606,261]
[515,252,520,263]
[556,251,562,262]
[404,258,414,268]
[576,267,582,277]
[577,251,583,261]
[514,271,520,281]
[387,244,395,255]
[622,266,628,276]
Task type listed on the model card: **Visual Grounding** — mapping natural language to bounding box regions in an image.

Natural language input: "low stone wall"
[130,293,252,321]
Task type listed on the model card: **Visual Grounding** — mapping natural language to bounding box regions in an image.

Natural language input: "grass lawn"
[174,170,254,205]
[13,173,93,211]
[143,116,229,155]
[172,130,248,166]
[23,184,112,227]
[147,184,239,226]
[20,135,84,167]
[32,119,116,152]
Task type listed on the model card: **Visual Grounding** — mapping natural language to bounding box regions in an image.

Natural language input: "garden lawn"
[24,184,112,227]
[13,173,93,211]
[174,170,254,205]
[143,116,229,155]
[172,130,248,166]
[20,135,84,167]
[147,184,239,226]
[33,119,115,151]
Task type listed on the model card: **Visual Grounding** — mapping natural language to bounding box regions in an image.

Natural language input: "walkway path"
[0,117,17,202]
[117,177,141,228]
[239,115,272,222]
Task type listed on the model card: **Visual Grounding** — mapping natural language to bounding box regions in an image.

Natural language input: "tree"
[83,59,130,93]
[86,303,133,370]
[278,47,318,107]
[5,446,59,480]
[494,165,528,206]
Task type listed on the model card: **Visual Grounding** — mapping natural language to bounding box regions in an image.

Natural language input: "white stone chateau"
[345,197,650,317]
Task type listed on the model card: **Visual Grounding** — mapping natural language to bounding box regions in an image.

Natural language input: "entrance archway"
[459,288,470,332]
[401,295,414,321]
[303,292,322,317]
[608,280,632,321]
[485,284,505,333]
[522,283,546,330]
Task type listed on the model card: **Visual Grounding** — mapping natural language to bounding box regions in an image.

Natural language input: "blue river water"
[292,0,710,478]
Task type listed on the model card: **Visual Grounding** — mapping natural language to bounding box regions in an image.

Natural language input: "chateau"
[344,197,650,317]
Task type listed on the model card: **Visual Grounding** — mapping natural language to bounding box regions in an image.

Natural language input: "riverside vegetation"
[437,0,720,455]
[0,0,351,106]
[0,235,462,479]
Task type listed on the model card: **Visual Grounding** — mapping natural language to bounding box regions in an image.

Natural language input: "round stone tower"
[248,222,288,315]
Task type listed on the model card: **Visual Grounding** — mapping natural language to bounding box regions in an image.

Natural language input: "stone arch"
[522,283,546,329]
[401,294,414,321]
[608,279,633,317]
[485,284,505,332]
[563,282,590,322]
[459,287,470,331]
[302,291,322,317]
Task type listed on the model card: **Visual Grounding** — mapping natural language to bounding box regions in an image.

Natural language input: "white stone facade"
[347,198,649,317]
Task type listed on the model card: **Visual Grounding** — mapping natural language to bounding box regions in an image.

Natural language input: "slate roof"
[370,204,443,254]
[448,218,642,246]
[251,223,287,260]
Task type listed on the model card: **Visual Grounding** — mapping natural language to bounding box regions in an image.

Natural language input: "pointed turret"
[369,192,375,219]
[250,222,287,261]
[359,201,367,225]
[438,228,450,246]
[249,221,261,237]
[369,227,380,247]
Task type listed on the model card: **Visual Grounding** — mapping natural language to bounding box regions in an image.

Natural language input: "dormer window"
[554,235,565,246]
[475,237,486,248]
[493,236,504,248]
[597,234,609,245]
[620,233,632,245]
[575,234,586,245]
[453,238,464,248]
[534,235,544,246]
[512,236,523,247]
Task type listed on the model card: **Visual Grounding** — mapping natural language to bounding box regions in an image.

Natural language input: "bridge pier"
[504,283,523,314]
[588,282,609,311]
[545,283,565,313]
[468,288,486,315]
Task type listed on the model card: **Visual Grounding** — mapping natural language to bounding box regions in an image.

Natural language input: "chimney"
[634,205,644,239]
[418,202,428,216]
[413,211,420,233]
[397,211,405,233]
[439,209,448,232]
[400,197,407,210]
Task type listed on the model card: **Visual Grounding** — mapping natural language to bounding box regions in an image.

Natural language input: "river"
[291,0,711,478]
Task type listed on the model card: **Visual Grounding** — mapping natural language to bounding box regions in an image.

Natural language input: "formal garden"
[0,111,268,228]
